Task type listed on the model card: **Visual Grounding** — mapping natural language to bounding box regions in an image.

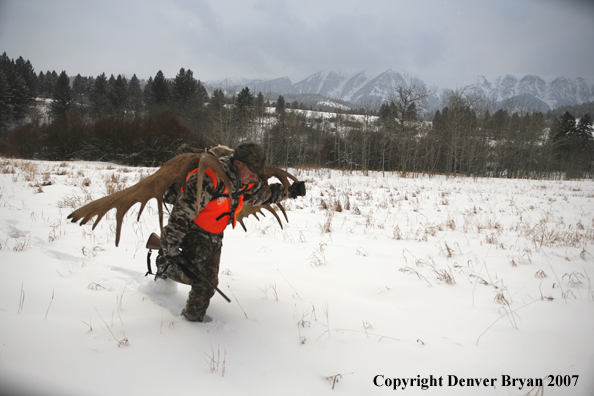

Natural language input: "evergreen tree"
[37,71,46,97]
[378,102,393,120]
[0,69,12,133]
[234,87,255,133]
[14,56,38,100]
[275,95,285,114]
[108,74,128,117]
[72,74,87,101]
[151,70,170,105]
[127,74,144,118]
[575,113,593,140]
[210,88,226,111]
[50,71,73,120]
[551,111,593,175]
[552,111,576,141]
[143,76,154,107]
[0,53,38,124]
[40,70,59,98]
[90,73,110,120]
[172,68,198,103]
[72,74,90,118]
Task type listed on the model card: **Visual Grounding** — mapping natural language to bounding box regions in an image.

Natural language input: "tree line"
[1,52,593,177]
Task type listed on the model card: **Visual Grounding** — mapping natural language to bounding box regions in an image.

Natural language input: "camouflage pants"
[157,230,222,322]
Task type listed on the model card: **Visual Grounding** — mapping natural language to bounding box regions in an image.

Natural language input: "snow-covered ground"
[0,158,593,396]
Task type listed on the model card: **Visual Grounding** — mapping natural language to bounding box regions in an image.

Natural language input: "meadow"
[0,157,593,396]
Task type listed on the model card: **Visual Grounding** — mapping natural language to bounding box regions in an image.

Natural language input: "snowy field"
[0,157,593,396]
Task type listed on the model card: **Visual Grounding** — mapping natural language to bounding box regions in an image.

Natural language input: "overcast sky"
[1,0,593,83]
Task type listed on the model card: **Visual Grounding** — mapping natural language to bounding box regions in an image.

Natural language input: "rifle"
[146,232,231,303]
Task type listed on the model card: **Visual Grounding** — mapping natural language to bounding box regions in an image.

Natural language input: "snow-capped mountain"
[206,70,594,111]
[463,74,594,110]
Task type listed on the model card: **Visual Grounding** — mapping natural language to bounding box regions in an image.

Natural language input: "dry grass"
[57,189,93,209]
[514,221,594,248]
[309,242,328,266]
[104,173,129,195]
[326,374,342,389]
[562,272,584,287]
[318,210,333,234]
[432,268,456,285]
[10,232,31,251]
[203,343,226,377]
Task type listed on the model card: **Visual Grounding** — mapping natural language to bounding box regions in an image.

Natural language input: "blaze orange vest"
[184,168,254,234]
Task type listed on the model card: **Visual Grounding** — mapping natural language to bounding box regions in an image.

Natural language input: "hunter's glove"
[288,181,306,198]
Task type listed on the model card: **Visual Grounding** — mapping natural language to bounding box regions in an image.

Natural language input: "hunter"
[156,142,306,322]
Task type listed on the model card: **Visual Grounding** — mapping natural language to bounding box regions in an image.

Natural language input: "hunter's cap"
[233,142,266,177]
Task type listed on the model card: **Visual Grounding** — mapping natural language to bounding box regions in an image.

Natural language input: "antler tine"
[237,204,284,231]
[275,202,289,222]
[264,165,299,196]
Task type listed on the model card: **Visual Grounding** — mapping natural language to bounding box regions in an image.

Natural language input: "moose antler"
[68,147,301,246]
[68,152,233,246]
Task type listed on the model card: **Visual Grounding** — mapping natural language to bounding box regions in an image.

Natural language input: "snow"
[316,100,352,111]
[1,158,593,396]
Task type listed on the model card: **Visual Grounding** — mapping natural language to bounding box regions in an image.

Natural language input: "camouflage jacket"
[160,155,287,259]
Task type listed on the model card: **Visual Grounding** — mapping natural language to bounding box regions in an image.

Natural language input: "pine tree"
[275,95,285,114]
[50,71,73,120]
[14,57,38,101]
[0,69,12,133]
[550,111,593,175]
[38,71,46,97]
[143,77,154,108]
[8,72,30,122]
[40,71,59,98]
[575,113,593,140]
[378,103,392,120]
[151,70,170,105]
[0,53,39,123]
[72,74,87,100]
[552,111,576,141]
[90,73,110,120]
[234,87,255,132]
[72,74,90,118]
[127,74,144,118]
[108,74,128,117]
[172,68,198,103]
[210,89,225,111]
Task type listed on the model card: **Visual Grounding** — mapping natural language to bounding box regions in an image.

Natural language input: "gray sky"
[1,0,593,83]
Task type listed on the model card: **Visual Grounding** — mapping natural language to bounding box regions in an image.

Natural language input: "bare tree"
[381,84,431,174]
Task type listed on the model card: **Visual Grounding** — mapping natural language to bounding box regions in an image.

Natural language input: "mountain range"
[205,70,594,112]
